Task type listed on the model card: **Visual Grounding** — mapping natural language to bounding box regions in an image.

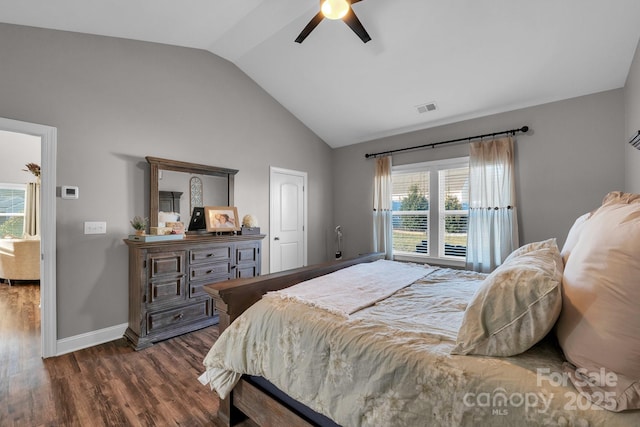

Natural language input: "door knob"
[274,237,280,240]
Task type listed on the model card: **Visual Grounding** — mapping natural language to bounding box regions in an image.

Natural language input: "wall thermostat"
[61,185,79,199]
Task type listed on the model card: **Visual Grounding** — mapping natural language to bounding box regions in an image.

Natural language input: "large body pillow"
[560,212,590,265]
[555,191,640,412]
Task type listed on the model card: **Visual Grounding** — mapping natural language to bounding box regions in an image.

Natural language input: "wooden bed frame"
[203,252,385,427]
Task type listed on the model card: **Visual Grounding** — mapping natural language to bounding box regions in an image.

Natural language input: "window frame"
[0,182,27,238]
[392,157,469,267]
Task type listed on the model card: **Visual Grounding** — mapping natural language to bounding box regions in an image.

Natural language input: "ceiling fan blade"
[295,11,325,43]
[343,8,371,43]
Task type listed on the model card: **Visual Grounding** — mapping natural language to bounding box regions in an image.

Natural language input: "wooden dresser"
[124,234,265,350]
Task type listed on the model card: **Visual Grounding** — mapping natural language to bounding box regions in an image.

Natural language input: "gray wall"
[333,89,625,259]
[0,24,334,339]
[625,39,640,193]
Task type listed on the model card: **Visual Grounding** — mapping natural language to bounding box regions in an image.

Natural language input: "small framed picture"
[204,206,240,232]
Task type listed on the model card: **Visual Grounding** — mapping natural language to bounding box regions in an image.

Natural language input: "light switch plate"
[84,221,107,234]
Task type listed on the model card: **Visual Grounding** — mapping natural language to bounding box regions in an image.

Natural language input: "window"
[392,158,469,265]
[0,183,26,238]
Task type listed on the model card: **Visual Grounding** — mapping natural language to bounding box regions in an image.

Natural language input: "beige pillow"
[452,242,563,357]
[556,192,640,411]
[504,237,557,263]
[560,213,590,265]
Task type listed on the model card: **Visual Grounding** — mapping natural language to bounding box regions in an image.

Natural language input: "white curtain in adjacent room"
[23,181,40,237]
[466,137,519,272]
[373,155,393,260]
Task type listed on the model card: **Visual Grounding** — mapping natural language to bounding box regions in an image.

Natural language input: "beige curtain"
[23,181,40,237]
[373,155,393,259]
[466,137,519,272]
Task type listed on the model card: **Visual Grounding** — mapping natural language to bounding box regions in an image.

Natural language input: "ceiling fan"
[295,0,371,44]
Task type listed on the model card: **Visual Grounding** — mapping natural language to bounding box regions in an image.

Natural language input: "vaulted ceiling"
[1,0,640,147]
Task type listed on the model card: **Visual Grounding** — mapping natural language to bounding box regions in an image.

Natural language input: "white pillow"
[556,192,640,412]
[158,211,180,227]
[452,241,563,357]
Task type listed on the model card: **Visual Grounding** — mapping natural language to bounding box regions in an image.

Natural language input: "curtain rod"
[629,130,640,149]
[364,126,530,159]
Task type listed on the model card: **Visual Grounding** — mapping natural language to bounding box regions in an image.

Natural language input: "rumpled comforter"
[200,267,640,427]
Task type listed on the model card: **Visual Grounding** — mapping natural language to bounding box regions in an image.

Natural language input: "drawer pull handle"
[206,270,213,274]
[174,313,184,320]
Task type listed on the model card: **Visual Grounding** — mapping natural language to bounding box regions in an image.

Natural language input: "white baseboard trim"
[56,323,128,356]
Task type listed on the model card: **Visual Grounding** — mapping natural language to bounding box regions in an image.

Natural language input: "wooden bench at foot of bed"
[203,252,385,427]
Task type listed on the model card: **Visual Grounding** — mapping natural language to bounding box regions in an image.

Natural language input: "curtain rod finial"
[521,126,529,133]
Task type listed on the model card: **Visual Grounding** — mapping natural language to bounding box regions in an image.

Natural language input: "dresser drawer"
[148,251,185,279]
[190,278,230,298]
[236,265,258,279]
[147,277,186,305]
[189,262,232,282]
[189,246,231,265]
[236,244,258,264]
[146,300,210,334]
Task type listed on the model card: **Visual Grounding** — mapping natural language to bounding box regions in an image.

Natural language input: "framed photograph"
[204,206,240,232]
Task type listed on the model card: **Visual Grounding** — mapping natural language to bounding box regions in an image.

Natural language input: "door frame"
[269,167,308,273]
[0,117,57,357]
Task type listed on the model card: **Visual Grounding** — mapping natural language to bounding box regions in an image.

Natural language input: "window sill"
[393,253,466,269]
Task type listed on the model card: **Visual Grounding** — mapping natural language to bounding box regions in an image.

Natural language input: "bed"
[199,192,640,427]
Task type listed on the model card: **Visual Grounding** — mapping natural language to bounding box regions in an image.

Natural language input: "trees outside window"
[392,158,468,262]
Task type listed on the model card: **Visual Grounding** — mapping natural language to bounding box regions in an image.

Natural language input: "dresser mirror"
[146,156,238,229]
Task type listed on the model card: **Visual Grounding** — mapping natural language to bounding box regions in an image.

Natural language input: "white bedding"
[201,264,640,427]
[264,259,435,317]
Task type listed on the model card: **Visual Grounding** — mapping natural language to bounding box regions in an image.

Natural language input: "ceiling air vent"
[416,102,437,114]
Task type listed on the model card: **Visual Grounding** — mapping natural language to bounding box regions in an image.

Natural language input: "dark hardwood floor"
[0,282,234,426]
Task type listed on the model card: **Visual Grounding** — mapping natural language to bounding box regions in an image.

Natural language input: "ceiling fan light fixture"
[321,0,350,20]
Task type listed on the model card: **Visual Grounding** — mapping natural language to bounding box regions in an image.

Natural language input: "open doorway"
[0,117,57,357]
[0,130,41,362]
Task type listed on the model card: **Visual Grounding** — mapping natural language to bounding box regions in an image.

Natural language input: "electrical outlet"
[84,221,107,234]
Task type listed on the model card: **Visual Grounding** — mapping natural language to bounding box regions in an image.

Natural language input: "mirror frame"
[146,156,238,228]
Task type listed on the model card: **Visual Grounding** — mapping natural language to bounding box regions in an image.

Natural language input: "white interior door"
[270,167,307,273]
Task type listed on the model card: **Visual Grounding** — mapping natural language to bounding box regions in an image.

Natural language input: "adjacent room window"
[392,158,469,265]
[0,183,26,238]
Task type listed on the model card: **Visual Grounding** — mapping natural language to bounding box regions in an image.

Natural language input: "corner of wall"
[55,323,128,356]
[624,38,640,193]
